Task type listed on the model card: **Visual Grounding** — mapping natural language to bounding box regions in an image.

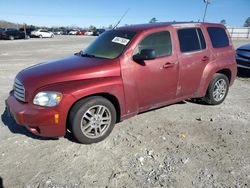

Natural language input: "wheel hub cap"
[213,79,227,102]
[80,105,112,139]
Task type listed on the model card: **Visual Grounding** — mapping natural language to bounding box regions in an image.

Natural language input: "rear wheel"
[69,96,116,144]
[39,35,43,38]
[204,73,229,105]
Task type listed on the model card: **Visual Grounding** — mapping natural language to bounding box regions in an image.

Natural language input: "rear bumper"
[6,92,66,137]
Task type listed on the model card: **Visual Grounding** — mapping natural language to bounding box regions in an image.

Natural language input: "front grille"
[237,59,250,67]
[237,53,250,60]
[14,78,25,102]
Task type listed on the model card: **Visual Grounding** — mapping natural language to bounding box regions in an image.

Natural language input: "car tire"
[204,73,229,105]
[39,35,43,38]
[69,96,117,144]
[9,36,14,40]
[51,34,54,38]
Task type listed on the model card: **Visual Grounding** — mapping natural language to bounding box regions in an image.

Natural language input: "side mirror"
[133,49,156,63]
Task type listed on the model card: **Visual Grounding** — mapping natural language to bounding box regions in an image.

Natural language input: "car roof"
[116,22,224,32]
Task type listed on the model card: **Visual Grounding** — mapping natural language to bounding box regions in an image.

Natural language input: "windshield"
[82,30,136,59]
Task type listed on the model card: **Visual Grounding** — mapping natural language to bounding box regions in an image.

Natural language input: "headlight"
[33,92,62,107]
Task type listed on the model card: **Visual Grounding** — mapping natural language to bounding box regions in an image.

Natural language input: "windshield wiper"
[80,53,97,58]
[79,51,109,59]
[74,51,95,58]
[74,50,109,59]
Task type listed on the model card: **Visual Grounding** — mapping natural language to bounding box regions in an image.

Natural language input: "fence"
[226,27,250,38]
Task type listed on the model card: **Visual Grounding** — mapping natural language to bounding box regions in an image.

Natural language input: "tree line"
[1,17,250,30]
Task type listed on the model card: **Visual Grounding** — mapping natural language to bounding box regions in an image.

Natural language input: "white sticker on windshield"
[112,37,130,45]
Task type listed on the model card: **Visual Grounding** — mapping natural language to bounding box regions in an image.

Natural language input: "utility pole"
[202,0,211,22]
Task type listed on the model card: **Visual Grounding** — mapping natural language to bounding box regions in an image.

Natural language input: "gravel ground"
[0,36,249,188]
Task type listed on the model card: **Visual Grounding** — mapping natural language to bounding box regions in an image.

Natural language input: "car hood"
[237,43,250,51]
[17,55,120,95]
[237,43,250,60]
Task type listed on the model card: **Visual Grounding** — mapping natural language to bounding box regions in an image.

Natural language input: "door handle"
[201,56,209,61]
[162,62,175,69]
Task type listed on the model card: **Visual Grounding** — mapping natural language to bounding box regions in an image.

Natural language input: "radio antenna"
[113,9,130,29]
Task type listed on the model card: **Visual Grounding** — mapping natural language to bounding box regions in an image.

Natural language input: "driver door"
[132,30,179,110]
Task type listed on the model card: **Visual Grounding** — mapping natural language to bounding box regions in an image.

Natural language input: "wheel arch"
[66,92,121,130]
[197,67,232,98]
[216,69,232,84]
[203,72,230,105]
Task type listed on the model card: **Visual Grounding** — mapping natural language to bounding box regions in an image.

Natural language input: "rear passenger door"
[13,30,19,38]
[176,27,210,97]
[10,30,17,38]
[41,30,49,37]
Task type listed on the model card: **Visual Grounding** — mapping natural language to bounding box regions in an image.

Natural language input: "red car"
[6,22,237,144]
[76,30,87,35]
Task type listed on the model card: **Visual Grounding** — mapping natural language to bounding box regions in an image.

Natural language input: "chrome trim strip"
[13,78,25,102]
[237,64,250,69]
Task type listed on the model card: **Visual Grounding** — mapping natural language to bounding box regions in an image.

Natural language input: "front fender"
[34,76,126,127]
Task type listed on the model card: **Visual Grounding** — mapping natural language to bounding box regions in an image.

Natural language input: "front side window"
[207,27,229,48]
[6,28,16,31]
[178,28,206,53]
[82,30,136,59]
[134,31,172,58]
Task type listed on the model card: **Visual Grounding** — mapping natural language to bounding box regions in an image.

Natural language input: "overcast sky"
[0,0,249,27]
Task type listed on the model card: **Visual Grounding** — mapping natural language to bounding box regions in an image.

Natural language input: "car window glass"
[207,27,229,48]
[178,28,201,52]
[7,28,16,31]
[83,30,136,59]
[134,31,172,58]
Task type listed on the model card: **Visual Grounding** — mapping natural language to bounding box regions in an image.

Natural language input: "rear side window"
[207,27,229,48]
[135,31,172,57]
[178,28,206,53]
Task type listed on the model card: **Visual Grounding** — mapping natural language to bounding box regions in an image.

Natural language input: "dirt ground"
[0,36,249,188]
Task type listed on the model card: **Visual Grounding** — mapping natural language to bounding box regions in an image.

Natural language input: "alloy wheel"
[80,105,112,139]
[213,78,227,102]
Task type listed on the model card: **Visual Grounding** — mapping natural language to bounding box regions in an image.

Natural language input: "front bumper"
[6,92,66,137]
[236,56,250,70]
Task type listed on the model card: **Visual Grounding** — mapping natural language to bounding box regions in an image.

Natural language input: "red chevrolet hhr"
[6,22,237,144]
